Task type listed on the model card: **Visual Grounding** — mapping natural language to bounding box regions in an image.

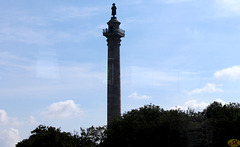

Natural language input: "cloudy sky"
[1,0,240,146]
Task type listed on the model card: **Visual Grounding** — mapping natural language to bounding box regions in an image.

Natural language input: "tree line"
[16,101,240,147]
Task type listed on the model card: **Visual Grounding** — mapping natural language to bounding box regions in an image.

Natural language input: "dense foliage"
[102,104,189,147]
[202,102,240,146]
[16,125,106,147]
[17,102,240,147]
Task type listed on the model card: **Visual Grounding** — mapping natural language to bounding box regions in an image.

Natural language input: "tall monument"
[103,3,125,125]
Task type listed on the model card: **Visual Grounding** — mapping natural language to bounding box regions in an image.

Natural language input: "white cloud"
[171,99,226,112]
[216,0,240,16]
[0,110,22,126]
[214,98,226,105]
[43,100,83,119]
[0,128,20,147]
[0,110,30,147]
[0,109,39,147]
[188,83,223,95]
[214,65,240,80]
[171,100,208,112]
[0,110,8,124]
[0,110,25,127]
[128,91,151,100]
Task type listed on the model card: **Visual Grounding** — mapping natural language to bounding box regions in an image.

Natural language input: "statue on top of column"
[111,3,117,17]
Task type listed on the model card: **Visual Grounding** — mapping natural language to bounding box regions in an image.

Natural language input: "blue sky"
[1,0,240,146]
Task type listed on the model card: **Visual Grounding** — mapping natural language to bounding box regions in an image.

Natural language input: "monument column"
[103,3,125,125]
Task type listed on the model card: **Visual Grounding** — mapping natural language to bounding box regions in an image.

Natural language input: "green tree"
[16,125,106,147]
[202,102,240,146]
[16,125,77,147]
[17,102,240,147]
[77,126,106,147]
[102,104,189,147]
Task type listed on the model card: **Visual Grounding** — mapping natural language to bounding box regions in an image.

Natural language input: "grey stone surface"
[103,4,125,125]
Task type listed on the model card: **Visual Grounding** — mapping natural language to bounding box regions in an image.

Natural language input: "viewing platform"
[103,28,125,37]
